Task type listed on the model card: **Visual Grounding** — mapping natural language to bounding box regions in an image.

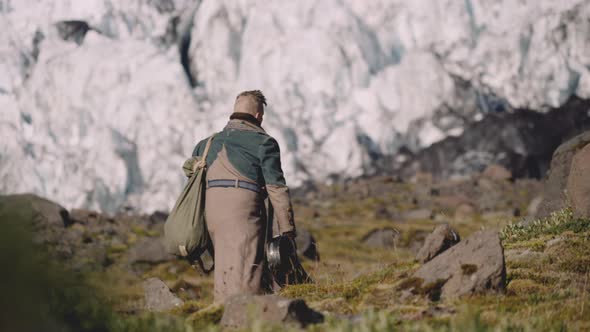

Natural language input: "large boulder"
[220,294,323,328]
[0,194,71,246]
[566,144,590,218]
[0,194,115,268]
[416,224,460,263]
[0,194,71,228]
[143,278,184,312]
[412,230,506,300]
[537,131,590,218]
[128,238,173,264]
[362,227,400,248]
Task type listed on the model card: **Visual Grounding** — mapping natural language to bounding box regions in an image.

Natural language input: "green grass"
[501,208,590,243]
[0,195,192,332]
[2,179,589,332]
[282,262,414,303]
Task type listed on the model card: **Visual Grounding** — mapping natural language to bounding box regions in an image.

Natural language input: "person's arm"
[193,134,217,157]
[192,139,205,157]
[259,136,296,236]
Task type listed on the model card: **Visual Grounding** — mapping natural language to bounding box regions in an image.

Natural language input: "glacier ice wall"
[187,0,590,183]
[1,0,204,212]
[1,0,590,212]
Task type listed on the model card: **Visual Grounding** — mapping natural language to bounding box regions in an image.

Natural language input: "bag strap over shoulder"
[194,134,216,171]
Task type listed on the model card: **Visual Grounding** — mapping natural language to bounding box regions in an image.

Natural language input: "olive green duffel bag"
[164,135,215,273]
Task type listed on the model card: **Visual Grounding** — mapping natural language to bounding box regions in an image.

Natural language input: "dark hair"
[236,90,267,107]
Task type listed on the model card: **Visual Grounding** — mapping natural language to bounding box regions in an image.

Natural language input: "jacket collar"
[229,112,261,126]
[224,116,266,134]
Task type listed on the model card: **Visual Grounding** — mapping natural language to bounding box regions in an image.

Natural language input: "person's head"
[233,90,267,124]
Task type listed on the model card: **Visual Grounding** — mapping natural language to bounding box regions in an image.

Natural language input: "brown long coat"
[200,120,295,303]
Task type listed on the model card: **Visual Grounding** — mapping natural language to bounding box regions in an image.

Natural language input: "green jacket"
[192,119,295,234]
[192,121,286,187]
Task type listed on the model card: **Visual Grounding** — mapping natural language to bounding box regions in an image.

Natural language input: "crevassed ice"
[1,0,589,212]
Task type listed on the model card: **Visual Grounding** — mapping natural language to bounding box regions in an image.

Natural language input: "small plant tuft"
[461,264,478,276]
[501,208,590,242]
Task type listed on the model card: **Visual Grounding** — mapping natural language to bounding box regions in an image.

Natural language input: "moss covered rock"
[413,230,506,299]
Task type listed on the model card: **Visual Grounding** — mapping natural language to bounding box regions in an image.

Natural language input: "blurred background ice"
[1,0,590,212]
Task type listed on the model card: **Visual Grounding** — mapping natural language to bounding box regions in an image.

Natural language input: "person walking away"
[192,90,296,303]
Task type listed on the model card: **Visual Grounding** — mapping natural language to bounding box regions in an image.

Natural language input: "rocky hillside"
[2,0,590,213]
[2,132,589,331]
